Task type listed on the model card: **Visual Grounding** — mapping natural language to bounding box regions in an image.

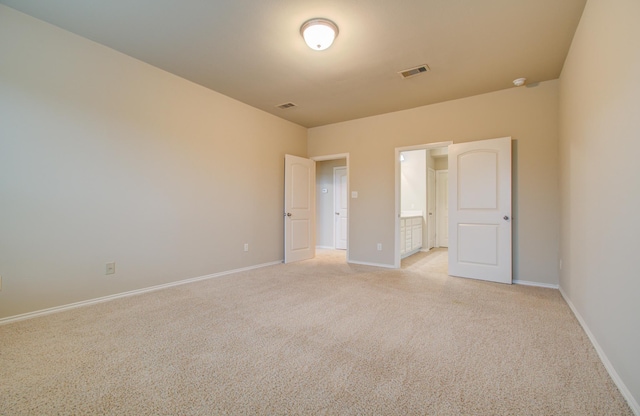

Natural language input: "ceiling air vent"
[277,102,297,109]
[398,64,431,79]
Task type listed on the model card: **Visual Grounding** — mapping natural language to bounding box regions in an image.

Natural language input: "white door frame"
[311,153,350,261]
[394,142,452,268]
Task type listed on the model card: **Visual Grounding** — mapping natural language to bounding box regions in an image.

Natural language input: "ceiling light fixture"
[513,77,527,87]
[300,18,339,51]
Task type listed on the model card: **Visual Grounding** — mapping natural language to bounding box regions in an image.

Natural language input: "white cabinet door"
[400,219,406,254]
[411,218,422,250]
[284,154,316,263]
[448,137,512,284]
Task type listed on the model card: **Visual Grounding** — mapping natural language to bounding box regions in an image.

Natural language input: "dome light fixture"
[300,18,339,51]
[513,77,527,87]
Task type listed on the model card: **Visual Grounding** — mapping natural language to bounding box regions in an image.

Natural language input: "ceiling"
[0,0,586,128]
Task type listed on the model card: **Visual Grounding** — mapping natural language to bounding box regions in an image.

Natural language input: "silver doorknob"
[503,215,509,221]
[335,212,340,215]
[286,213,292,217]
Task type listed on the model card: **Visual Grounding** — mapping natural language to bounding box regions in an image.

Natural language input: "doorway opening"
[313,154,349,262]
[395,142,451,269]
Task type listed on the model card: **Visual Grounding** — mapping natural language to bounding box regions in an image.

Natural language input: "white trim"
[347,260,396,269]
[401,248,422,259]
[311,153,349,162]
[513,279,559,289]
[559,287,640,415]
[0,261,282,326]
[316,245,335,250]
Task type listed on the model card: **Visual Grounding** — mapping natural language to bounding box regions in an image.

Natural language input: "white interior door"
[334,167,348,250]
[436,170,449,247]
[427,168,436,249]
[448,137,512,284]
[284,154,316,263]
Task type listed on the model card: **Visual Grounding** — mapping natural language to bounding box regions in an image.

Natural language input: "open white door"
[334,167,348,250]
[284,154,316,263]
[448,137,512,284]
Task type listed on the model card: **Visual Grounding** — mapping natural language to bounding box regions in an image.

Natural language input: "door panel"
[458,152,498,209]
[458,224,498,265]
[284,155,315,263]
[427,168,436,249]
[291,164,311,209]
[290,220,311,251]
[334,167,348,250]
[448,137,511,284]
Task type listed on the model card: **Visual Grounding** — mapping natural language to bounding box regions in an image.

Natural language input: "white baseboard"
[0,260,282,326]
[316,245,335,250]
[513,279,559,289]
[401,248,421,259]
[559,287,640,415]
[347,260,396,269]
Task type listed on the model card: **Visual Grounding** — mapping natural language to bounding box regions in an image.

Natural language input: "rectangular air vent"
[277,102,296,109]
[398,64,431,79]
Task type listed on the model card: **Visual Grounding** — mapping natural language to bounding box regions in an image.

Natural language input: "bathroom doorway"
[395,142,451,268]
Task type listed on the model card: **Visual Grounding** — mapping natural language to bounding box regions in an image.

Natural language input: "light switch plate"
[351,191,358,198]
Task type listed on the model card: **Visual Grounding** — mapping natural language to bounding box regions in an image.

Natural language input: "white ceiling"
[0,0,586,128]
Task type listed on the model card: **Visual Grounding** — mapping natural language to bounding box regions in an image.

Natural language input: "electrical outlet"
[105,262,115,275]
[377,243,382,251]
[244,243,249,252]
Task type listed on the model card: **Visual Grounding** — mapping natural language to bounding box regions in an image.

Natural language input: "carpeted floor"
[0,249,633,415]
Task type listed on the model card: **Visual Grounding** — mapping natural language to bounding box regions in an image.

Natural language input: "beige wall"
[315,159,347,248]
[309,80,560,283]
[400,150,426,214]
[0,6,307,319]
[434,157,448,171]
[559,0,640,408]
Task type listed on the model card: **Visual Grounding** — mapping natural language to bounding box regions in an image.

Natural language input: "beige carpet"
[0,249,633,415]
